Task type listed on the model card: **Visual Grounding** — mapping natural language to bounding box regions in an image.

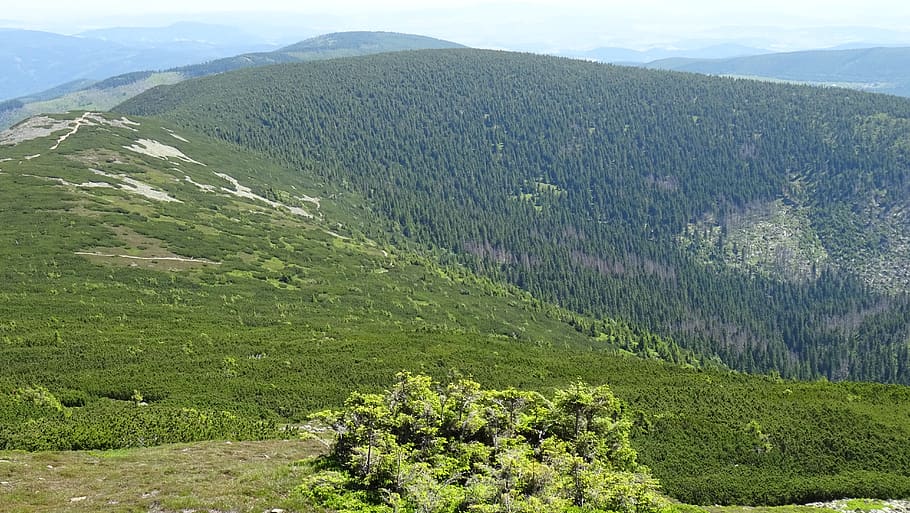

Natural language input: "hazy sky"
[5,0,910,50]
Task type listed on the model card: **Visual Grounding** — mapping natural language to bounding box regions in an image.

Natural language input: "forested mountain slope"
[3,111,910,506]
[120,49,910,384]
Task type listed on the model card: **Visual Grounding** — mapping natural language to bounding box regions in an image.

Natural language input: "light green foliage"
[679,200,829,282]
[14,385,64,413]
[744,420,773,454]
[302,373,665,513]
[843,499,888,512]
[705,506,827,513]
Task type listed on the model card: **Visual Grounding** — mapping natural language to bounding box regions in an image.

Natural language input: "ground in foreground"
[0,439,323,513]
[3,439,907,513]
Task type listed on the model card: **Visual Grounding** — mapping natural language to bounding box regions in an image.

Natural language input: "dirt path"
[75,251,220,265]
[50,112,93,150]
[1,112,142,148]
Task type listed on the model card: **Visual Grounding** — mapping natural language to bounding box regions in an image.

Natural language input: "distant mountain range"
[77,21,272,48]
[564,43,769,63]
[0,23,280,101]
[177,31,465,78]
[0,31,465,129]
[646,46,910,97]
[3,24,909,136]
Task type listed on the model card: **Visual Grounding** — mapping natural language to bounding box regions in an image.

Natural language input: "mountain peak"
[279,30,465,54]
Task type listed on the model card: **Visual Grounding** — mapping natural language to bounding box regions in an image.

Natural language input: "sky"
[4,0,910,51]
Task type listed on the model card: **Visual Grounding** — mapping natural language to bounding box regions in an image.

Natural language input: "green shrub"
[301,373,666,513]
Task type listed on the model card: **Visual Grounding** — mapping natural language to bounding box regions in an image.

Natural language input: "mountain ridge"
[646,46,910,97]
[565,43,768,63]
[0,31,466,129]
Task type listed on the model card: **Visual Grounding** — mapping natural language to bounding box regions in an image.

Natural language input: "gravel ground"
[807,500,910,513]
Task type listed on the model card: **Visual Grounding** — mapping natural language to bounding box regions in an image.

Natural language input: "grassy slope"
[0,74,185,132]
[0,439,323,513]
[1,113,910,505]
[0,112,615,418]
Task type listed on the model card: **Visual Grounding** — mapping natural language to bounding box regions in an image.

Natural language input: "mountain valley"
[2,38,910,512]
[121,49,910,383]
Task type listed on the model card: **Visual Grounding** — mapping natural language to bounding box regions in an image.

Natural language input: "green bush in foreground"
[298,372,666,513]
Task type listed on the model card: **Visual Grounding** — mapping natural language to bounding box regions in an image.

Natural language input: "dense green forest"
[2,112,910,505]
[120,49,910,384]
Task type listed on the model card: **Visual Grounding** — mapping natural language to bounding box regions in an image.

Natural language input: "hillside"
[0,110,639,428]
[120,48,910,384]
[0,31,465,129]
[3,111,910,505]
[646,46,910,97]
